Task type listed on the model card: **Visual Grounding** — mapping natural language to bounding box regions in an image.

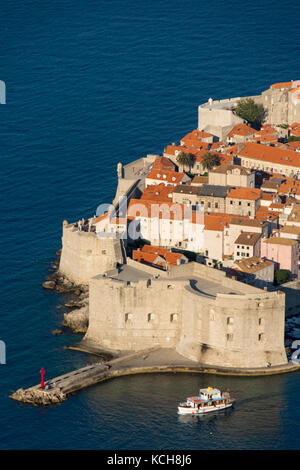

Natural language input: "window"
[258,317,263,325]
[170,314,178,322]
[148,313,155,322]
[247,202,250,206]
[227,333,233,341]
[258,333,264,342]
[230,200,233,204]
[208,202,211,208]
[227,317,233,325]
[102,250,107,255]
[239,201,241,206]
[125,313,132,323]
[215,203,218,208]
[237,252,240,256]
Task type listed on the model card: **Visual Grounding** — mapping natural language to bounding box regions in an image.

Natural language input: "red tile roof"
[227,187,261,201]
[180,129,213,148]
[146,168,187,185]
[227,123,256,138]
[152,156,176,171]
[271,82,293,89]
[141,184,174,202]
[238,142,300,168]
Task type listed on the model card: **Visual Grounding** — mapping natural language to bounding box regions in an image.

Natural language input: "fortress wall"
[85,262,287,367]
[85,277,185,351]
[198,107,243,136]
[177,290,287,368]
[59,223,124,284]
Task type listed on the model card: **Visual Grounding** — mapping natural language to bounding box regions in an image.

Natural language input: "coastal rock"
[62,305,89,333]
[10,388,66,405]
[42,281,56,290]
[64,301,82,308]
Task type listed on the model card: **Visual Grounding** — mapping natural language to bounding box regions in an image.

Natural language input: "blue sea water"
[1,0,300,450]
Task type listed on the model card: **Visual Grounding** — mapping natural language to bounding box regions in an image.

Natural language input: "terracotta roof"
[227,187,261,201]
[269,203,284,210]
[173,184,201,196]
[263,236,298,246]
[95,213,110,223]
[230,217,266,228]
[227,123,256,138]
[191,175,209,185]
[133,250,164,266]
[238,142,300,168]
[204,213,234,231]
[270,82,293,89]
[141,184,174,202]
[146,168,187,185]
[255,127,278,137]
[153,156,176,171]
[234,256,274,273]
[180,129,213,148]
[135,245,186,267]
[254,135,278,143]
[255,207,280,222]
[234,232,261,246]
[210,163,253,175]
[261,192,274,201]
[141,245,168,257]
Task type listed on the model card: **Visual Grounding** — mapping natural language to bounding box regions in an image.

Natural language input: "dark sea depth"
[1,0,300,450]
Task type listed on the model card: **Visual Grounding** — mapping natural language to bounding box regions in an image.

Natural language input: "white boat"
[178,387,234,415]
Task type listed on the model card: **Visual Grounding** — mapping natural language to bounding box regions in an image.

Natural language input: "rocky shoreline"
[42,250,89,334]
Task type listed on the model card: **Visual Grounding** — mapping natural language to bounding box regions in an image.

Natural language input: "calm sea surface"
[1,0,300,450]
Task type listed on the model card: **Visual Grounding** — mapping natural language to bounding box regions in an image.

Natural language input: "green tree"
[201,152,220,171]
[274,269,291,285]
[176,151,193,171]
[235,98,265,129]
[288,136,300,142]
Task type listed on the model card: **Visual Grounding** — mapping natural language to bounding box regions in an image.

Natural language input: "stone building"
[223,217,268,257]
[226,187,261,218]
[262,81,300,125]
[233,232,261,260]
[198,184,230,213]
[261,236,299,279]
[172,184,202,208]
[208,164,255,188]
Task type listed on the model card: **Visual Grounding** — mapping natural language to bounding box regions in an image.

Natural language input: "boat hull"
[178,402,233,415]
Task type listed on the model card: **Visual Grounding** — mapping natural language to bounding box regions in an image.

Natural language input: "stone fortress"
[198,80,300,140]
[58,81,300,371]
[59,170,287,371]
